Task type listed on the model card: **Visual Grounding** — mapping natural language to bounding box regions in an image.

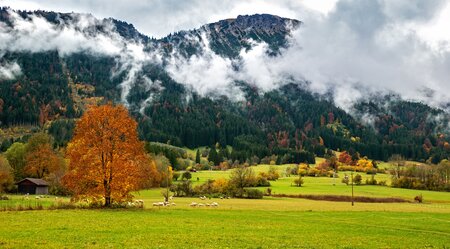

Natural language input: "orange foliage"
[316,161,331,172]
[62,104,158,206]
[357,158,373,168]
[338,151,353,165]
[212,178,229,193]
[24,144,59,178]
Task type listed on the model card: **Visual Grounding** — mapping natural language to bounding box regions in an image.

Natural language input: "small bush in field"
[378,180,387,186]
[294,177,304,187]
[244,189,264,199]
[182,171,192,180]
[256,176,270,187]
[172,172,180,181]
[353,174,362,185]
[342,175,349,185]
[365,175,377,185]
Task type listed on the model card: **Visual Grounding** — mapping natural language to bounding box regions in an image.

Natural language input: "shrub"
[316,161,331,172]
[266,188,272,196]
[267,166,280,180]
[170,180,194,197]
[378,180,387,186]
[299,163,309,170]
[219,161,230,171]
[338,165,354,172]
[341,174,349,185]
[259,167,280,181]
[243,189,264,199]
[307,168,320,177]
[290,164,300,175]
[256,176,271,187]
[181,171,192,180]
[365,175,377,185]
[212,178,229,194]
[414,195,423,203]
[353,174,362,185]
[298,169,307,176]
[172,172,180,181]
[293,177,304,187]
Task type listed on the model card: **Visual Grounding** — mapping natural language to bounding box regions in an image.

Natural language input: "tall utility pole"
[165,165,170,202]
[351,171,354,206]
[333,169,336,186]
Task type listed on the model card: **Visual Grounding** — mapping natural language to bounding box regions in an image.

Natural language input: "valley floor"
[1,167,450,248]
[1,207,449,248]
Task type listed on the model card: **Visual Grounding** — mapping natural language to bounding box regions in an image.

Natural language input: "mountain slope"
[0,8,449,164]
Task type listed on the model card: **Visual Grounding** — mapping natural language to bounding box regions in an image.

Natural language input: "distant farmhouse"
[16,178,49,195]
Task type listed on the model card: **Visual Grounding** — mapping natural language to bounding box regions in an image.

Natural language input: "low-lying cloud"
[0,61,21,80]
[166,0,450,112]
[0,9,160,109]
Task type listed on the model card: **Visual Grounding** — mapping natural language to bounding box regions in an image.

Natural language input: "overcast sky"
[1,0,450,110]
[0,0,350,37]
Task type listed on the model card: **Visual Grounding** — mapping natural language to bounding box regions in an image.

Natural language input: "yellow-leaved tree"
[62,104,157,207]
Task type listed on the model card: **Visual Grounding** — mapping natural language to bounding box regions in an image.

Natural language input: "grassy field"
[1,164,450,248]
[1,205,449,248]
[189,164,450,203]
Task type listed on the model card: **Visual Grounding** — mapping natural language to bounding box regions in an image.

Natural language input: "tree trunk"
[104,181,111,207]
[105,196,111,207]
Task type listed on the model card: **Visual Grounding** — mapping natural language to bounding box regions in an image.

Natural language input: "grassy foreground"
[2,163,450,248]
[1,208,450,249]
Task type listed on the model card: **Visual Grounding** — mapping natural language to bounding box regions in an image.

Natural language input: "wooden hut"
[16,178,49,195]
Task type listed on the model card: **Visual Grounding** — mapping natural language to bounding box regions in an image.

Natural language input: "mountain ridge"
[0,8,449,164]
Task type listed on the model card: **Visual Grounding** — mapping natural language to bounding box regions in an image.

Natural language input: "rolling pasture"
[1,164,450,248]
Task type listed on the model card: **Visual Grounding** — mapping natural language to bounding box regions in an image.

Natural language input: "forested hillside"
[1,8,449,164]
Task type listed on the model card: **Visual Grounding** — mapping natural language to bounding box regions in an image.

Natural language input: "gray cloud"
[0,9,161,107]
[0,0,313,37]
[0,61,21,79]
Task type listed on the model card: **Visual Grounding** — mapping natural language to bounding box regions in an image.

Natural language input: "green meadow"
[1,164,450,248]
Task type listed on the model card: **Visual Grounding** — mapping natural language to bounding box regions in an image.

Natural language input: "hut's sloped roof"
[16,178,49,186]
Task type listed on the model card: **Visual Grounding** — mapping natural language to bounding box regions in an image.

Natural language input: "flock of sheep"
[189,201,219,207]
[152,196,220,208]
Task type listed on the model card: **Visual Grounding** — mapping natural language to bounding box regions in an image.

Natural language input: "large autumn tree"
[62,104,157,206]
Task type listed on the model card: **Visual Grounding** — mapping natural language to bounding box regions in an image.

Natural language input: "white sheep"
[210,202,219,207]
[198,203,205,207]
[132,200,144,208]
[189,202,198,207]
[153,202,165,207]
[171,202,176,206]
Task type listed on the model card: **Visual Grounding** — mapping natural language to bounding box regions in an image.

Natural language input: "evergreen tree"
[276,155,282,165]
[208,146,218,166]
[195,149,201,164]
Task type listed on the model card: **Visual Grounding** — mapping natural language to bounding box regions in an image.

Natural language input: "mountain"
[0,8,449,165]
[159,14,301,58]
